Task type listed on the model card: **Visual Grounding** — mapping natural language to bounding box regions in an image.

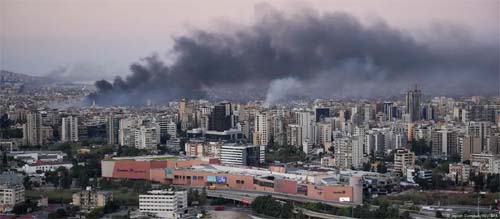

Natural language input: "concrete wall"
[274,179,298,194]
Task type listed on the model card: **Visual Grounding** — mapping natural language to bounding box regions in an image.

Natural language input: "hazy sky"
[1,0,498,81]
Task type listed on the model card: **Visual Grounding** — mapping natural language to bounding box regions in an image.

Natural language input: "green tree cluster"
[187,188,207,206]
[251,195,293,218]
[45,167,72,189]
[265,145,306,163]
[411,139,431,155]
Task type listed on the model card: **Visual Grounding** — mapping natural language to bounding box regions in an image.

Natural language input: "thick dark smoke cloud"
[89,3,499,105]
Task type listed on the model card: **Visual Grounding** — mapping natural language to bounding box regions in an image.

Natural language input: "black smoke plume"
[89,4,499,105]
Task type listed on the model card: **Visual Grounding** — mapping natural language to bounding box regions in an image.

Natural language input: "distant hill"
[0,70,44,84]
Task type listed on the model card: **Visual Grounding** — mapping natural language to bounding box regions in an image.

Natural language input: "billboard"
[339,197,351,202]
[207,176,216,182]
[216,176,227,184]
[165,168,173,179]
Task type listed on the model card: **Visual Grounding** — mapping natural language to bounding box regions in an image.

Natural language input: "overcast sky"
[1,0,498,81]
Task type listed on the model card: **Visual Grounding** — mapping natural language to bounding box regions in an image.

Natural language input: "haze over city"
[2,0,500,105]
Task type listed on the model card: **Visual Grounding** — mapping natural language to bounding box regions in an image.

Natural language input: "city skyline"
[2,1,500,218]
[1,0,499,105]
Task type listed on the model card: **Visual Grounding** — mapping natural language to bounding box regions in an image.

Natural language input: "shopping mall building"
[101,155,362,204]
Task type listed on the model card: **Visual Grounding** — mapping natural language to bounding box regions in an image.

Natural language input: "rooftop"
[0,172,23,185]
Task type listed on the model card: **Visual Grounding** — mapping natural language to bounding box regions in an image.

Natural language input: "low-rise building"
[471,153,500,174]
[447,163,471,183]
[406,168,432,183]
[139,189,187,219]
[393,149,415,175]
[72,187,113,211]
[8,151,66,164]
[0,173,25,210]
[21,160,73,175]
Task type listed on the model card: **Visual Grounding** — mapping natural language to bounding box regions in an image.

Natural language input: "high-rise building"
[486,135,499,154]
[352,136,365,169]
[286,124,301,147]
[107,116,120,145]
[405,86,422,122]
[469,105,496,122]
[335,137,353,169]
[220,144,265,166]
[317,122,332,151]
[166,121,177,140]
[253,112,270,146]
[363,104,373,122]
[373,132,385,155]
[23,113,43,146]
[135,124,161,150]
[461,135,482,161]
[119,118,136,147]
[179,99,195,131]
[208,102,235,131]
[431,129,458,157]
[466,121,492,151]
[422,103,435,121]
[270,115,286,146]
[296,111,315,148]
[61,116,79,142]
[383,102,394,121]
[315,107,330,122]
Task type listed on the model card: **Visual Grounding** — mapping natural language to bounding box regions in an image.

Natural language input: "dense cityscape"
[2,1,499,219]
[1,69,500,218]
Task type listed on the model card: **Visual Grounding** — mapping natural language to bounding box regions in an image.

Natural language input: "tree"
[384,151,395,162]
[23,176,32,190]
[449,153,461,163]
[436,210,444,218]
[2,151,8,167]
[486,174,500,193]
[328,146,335,153]
[0,113,10,128]
[401,211,411,219]
[377,162,387,173]
[13,199,37,214]
[281,202,294,218]
[199,187,207,205]
[362,162,371,171]
[103,200,120,214]
[48,209,68,219]
[472,173,485,191]
[45,167,72,189]
[411,139,431,155]
[423,159,434,169]
[251,196,282,218]
[87,207,104,218]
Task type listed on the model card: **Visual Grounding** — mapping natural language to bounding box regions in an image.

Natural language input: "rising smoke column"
[90,3,499,105]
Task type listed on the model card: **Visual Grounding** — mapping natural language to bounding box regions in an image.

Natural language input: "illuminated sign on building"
[339,197,351,202]
[207,176,216,182]
[216,176,227,184]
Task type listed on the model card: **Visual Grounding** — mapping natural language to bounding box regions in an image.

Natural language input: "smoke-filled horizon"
[89,3,499,106]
